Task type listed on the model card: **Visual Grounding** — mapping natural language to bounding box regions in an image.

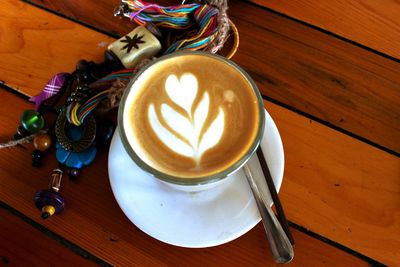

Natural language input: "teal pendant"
[55,126,96,169]
[21,110,45,133]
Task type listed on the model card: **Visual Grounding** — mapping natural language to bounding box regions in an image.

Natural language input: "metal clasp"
[114,1,131,18]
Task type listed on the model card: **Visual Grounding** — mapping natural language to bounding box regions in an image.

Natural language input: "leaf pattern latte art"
[148,73,225,164]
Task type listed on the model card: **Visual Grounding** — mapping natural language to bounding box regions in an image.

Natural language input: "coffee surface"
[123,54,260,178]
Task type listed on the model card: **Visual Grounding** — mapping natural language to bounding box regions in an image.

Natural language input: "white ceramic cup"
[118,51,265,191]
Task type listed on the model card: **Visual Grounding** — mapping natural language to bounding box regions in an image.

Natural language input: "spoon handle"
[243,164,294,264]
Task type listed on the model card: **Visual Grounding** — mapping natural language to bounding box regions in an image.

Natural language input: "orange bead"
[33,134,52,152]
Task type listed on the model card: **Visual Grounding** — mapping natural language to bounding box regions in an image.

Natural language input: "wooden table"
[1,1,399,266]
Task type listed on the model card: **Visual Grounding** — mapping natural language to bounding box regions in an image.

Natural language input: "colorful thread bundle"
[67,69,134,126]
[125,0,220,53]
[127,0,200,29]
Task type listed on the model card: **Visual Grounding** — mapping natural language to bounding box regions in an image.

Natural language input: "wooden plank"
[230,0,400,154]
[19,0,400,154]
[0,1,114,97]
[0,90,370,266]
[247,0,400,60]
[268,101,400,266]
[0,207,98,266]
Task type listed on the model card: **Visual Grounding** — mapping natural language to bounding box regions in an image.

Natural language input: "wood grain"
[0,0,399,265]
[19,0,400,154]
[0,1,114,97]
[247,0,400,60]
[0,207,98,266]
[0,89,395,265]
[0,90,371,266]
[231,0,400,153]
[268,102,400,266]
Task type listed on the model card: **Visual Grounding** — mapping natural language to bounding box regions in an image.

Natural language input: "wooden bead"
[33,134,52,152]
[107,26,161,68]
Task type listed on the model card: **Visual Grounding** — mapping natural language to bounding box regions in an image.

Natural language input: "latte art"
[148,73,225,164]
[121,53,262,179]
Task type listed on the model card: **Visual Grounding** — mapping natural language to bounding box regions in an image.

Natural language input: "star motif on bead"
[120,34,145,53]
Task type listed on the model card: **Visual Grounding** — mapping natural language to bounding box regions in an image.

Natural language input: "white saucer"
[108,109,284,248]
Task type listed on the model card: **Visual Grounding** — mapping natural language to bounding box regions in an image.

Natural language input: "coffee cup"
[118,51,265,191]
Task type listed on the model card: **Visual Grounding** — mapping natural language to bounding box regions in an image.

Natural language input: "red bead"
[33,134,52,152]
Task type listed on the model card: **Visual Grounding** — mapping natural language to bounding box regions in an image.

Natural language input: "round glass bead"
[32,161,42,168]
[104,50,123,70]
[14,133,22,140]
[21,110,45,133]
[66,168,79,180]
[33,134,52,152]
[96,120,115,144]
[32,149,43,167]
[17,125,29,137]
[32,149,43,160]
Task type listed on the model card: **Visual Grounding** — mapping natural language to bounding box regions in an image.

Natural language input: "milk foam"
[148,73,225,164]
[122,53,261,179]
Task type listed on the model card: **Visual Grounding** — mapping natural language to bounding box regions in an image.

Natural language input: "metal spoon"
[243,163,294,264]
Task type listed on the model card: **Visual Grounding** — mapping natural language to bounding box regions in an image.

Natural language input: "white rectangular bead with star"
[107,26,161,68]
